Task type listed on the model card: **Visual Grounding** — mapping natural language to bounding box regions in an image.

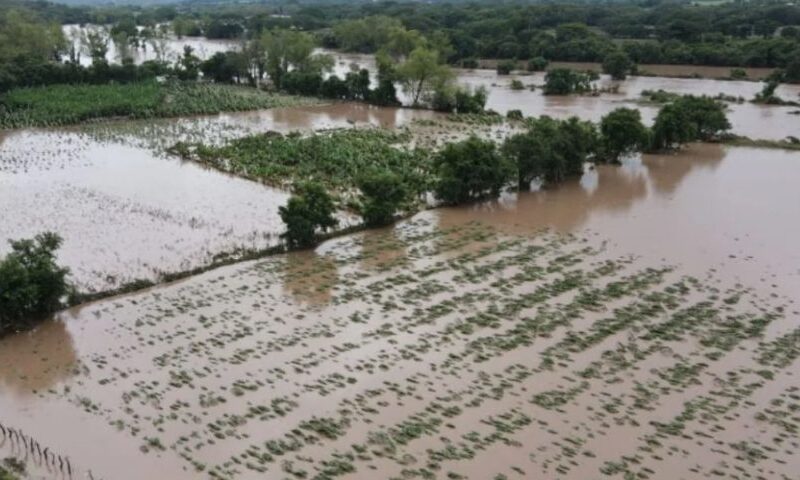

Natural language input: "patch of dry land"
[1,142,799,480]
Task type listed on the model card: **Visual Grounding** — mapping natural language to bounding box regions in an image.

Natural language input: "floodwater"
[0,103,437,291]
[62,25,238,66]
[324,50,800,141]
[1,144,798,480]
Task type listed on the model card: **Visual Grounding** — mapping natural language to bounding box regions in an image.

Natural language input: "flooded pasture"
[1,144,798,480]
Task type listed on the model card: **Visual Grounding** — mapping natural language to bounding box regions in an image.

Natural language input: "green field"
[0,82,317,129]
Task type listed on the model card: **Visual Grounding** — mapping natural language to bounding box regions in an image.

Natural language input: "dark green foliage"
[200,51,248,83]
[651,103,695,151]
[651,95,731,150]
[527,57,549,72]
[174,129,429,195]
[599,108,650,162]
[358,170,408,227]
[0,82,303,129]
[602,50,634,80]
[543,69,593,95]
[432,85,487,114]
[434,136,514,205]
[0,232,70,336]
[176,46,201,81]
[675,95,732,140]
[503,116,597,189]
[279,183,338,249]
[507,109,524,121]
[496,60,516,75]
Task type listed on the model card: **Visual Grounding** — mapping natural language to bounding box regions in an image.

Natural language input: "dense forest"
[3,0,800,69]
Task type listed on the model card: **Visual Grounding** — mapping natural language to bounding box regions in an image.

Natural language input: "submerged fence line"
[0,421,100,480]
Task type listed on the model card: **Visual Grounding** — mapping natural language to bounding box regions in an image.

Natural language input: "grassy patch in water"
[169,128,432,195]
[0,81,316,129]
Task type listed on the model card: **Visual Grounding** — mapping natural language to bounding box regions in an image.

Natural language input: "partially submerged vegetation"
[0,82,315,129]
[0,233,70,336]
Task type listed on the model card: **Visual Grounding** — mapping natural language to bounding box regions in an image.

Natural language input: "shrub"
[434,136,513,204]
[279,183,338,249]
[0,232,70,336]
[543,68,593,95]
[729,68,748,80]
[510,79,525,90]
[602,51,634,80]
[496,60,516,75]
[527,57,549,72]
[358,170,408,227]
[461,58,479,69]
[650,95,730,150]
[507,109,524,121]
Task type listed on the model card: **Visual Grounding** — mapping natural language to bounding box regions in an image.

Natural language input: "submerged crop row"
[4,219,794,480]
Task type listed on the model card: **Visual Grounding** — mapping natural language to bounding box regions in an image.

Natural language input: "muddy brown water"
[325,50,800,141]
[0,143,797,480]
[0,104,432,291]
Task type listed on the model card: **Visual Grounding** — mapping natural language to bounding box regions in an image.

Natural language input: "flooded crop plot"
[0,103,438,292]
[1,145,798,480]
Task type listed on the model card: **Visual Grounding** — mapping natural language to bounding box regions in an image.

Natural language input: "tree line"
[279,94,731,248]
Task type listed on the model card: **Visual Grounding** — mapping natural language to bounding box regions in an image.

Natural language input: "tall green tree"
[397,47,453,106]
[434,136,513,204]
[358,170,408,227]
[602,50,634,80]
[0,232,70,336]
[279,183,338,249]
[599,108,650,162]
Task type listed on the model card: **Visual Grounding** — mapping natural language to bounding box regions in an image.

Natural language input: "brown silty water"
[1,143,798,479]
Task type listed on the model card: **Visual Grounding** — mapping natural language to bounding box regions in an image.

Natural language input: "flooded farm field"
[0,103,438,291]
[1,144,798,480]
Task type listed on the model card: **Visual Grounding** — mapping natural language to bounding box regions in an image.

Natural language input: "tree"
[279,183,338,249]
[674,95,731,140]
[0,232,70,336]
[602,50,634,80]
[599,108,650,162]
[527,57,549,72]
[397,47,452,106]
[503,116,597,189]
[543,68,592,95]
[650,103,694,151]
[259,30,332,89]
[176,45,201,81]
[434,136,513,204]
[358,170,408,227]
[497,60,516,75]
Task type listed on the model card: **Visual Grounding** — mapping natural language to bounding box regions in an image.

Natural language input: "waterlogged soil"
[0,103,439,291]
[1,144,798,480]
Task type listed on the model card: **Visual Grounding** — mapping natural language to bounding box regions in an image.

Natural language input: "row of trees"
[278,94,731,249]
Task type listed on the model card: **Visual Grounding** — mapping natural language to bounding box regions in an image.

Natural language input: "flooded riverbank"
[324,50,800,141]
[1,143,797,480]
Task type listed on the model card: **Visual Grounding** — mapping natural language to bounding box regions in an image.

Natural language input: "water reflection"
[358,226,410,272]
[0,319,78,396]
[436,143,725,235]
[281,250,339,306]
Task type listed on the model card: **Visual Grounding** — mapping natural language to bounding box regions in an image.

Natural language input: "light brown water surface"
[1,144,798,480]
